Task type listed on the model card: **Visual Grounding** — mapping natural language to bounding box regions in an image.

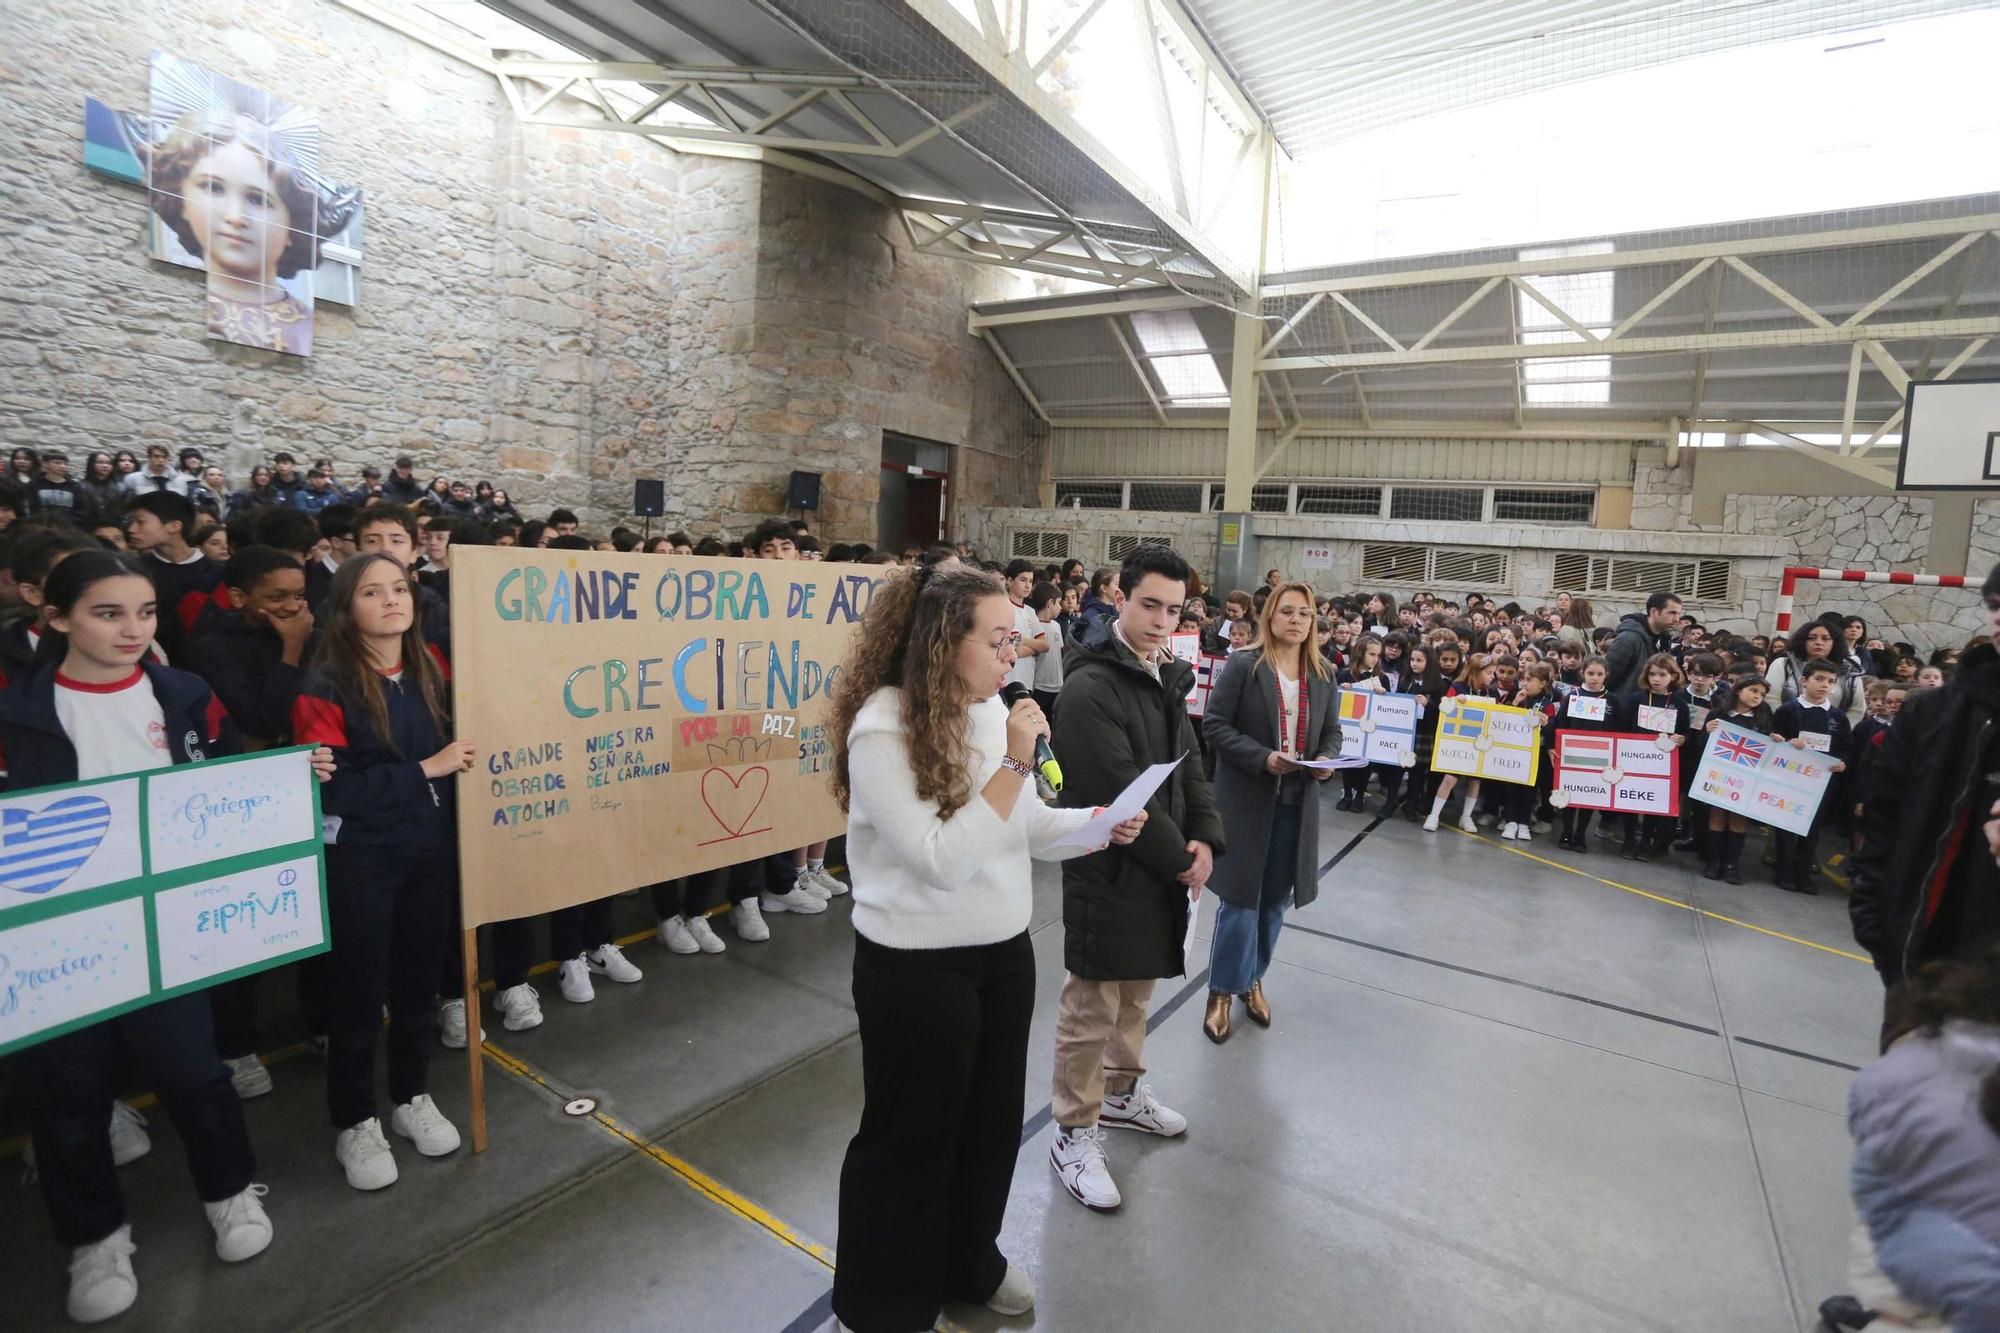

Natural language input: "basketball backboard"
[1898,377,2000,490]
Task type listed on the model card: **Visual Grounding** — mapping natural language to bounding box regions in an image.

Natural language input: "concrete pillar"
[1221,311,1261,512]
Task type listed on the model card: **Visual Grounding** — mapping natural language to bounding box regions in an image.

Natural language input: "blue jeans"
[1209,802,1301,994]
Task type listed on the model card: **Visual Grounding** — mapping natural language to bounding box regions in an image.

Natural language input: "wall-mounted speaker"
[633,478,664,516]
[785,470,822,511]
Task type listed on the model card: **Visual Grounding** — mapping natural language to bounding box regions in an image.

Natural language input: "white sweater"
[845,686,1094,950]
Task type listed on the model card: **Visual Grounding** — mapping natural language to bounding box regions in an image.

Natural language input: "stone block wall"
[0,0,1033,540]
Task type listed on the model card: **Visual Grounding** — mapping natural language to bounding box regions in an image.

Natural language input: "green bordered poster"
[0,745,328,1057]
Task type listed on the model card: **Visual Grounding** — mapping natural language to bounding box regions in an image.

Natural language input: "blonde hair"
[1253,581,1331,680]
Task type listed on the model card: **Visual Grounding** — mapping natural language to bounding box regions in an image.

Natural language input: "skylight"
[1127,308,1227,406]
[1517,242,1612,407]
[426,3,711,127]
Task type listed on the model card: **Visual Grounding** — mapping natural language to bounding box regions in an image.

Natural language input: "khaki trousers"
[1051,974,1156,1129]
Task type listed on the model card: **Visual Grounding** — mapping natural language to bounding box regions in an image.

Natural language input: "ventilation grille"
[1361,543,1510,587]
[1553,552,1730,602]
[1106,533,1175,561]
[1010,529,1073,560]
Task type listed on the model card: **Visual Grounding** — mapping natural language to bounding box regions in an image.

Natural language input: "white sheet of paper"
[1042,757,1185,852]
[1800,731,1832,752]
[146,750,319,875]
[1687,705,1710,731]
[1296,757,1343,771]
[1637,704,1677,733]
[1181,888,1199,966]
[1566,695,1606,721]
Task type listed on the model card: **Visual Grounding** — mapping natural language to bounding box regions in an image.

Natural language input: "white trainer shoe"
[108,1101,150,1167]
[438,998,485,1049]
[334,1118,398,1191]
[1100,1082,1188,1137]
[391,1094,462,1157]
[806,866,849,897]
[67,1224,137,1324]
[685,914,726,953]
[656,915,700,955]
[986,1261,1035,1316]
[1421,812,1440,832]
[586,943,643,984]
[731,899,770,942]
[795,870,834,902]
[1457,812,1479,833]
[1050,1126,1121,1210]
[204,1183,273,1262]
[1499,822,1519,841]
[558,957,595,1004]
[225,1054,273,1099]
[496,983,544,1031]
[760,884,828,915]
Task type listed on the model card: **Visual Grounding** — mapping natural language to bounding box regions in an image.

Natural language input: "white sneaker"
[1100,1082,1188,1137]
[203,1183,272,1262]
[986,1261,1035,1316]
[1457,812,1479,833]
[586,943,643,984]
[1050,1126,1121,1210]
[67,1224,137,1324]
[806,866,849,897]
[558,957,595,1003]
[685,914,726,953]
[795,870,834,902]
[225,1054,273,1099]
[731,899,770,942]
[1421,812,1440,832]
[656,915,700,955]
[438,998,485,1049]
[496,982,544,1032]
[390,1094,462,1157]
[760,884,828,915]
[108,1101,150,1167]
[334,1118,398,1191]
[1499,822,1519,841]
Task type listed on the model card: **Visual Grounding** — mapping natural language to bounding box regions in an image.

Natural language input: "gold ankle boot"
[1202,991,1232,1043]
[1245,981,1272,1027]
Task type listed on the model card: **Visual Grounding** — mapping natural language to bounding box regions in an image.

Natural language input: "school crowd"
[1,458,1996,1330]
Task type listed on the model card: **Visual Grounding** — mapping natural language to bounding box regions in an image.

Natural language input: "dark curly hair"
[1882,945,2000,1134]
[147,110,320,278]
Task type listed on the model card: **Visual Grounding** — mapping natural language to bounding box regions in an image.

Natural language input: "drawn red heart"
[700,765,771,838]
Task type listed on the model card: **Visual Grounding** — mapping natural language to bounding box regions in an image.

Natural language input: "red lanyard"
[1275,667,1310,757]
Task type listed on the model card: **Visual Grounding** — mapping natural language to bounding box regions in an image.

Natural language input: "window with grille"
[1362,543,1510,587]
[1127,483,1204,513]
[1206,483,1290,513]
[1388,487,1483,523]
[1493,488,1595,524]
[1106,533,1175,562]
[1296,484,1382,516]
[1552,552,1731,603]
[1010,529,1073,560]
[1054,481,1122,509]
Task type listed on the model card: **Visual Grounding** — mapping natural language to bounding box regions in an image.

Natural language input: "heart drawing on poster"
[0,795,114,895]
[699,766,772,846]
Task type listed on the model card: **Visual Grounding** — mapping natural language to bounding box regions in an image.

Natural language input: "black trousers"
[325,840,454,1129]
[651,867,727,920]
[438,917,536,1001]
[1775,823,1822,887]
[833,930,1035,1333]
[551,897,615,959]
[16,993,255,1246]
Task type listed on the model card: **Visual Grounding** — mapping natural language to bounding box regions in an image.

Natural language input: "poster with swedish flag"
[1428,697,1540,784]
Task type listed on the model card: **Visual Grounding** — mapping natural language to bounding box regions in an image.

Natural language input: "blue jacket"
[291,649,456,849]
[0,661,237,791]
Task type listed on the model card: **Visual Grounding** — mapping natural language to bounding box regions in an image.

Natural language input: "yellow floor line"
[1445,826,1872,964]
[481,1038,838,1274]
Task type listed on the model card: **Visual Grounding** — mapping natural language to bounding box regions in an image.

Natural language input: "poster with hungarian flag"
[1334,688,1421,768]
[1551,730,1680,816]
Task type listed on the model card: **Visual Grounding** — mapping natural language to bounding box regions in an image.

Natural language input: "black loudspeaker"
[634,478,664,516]
[785,470,822,511]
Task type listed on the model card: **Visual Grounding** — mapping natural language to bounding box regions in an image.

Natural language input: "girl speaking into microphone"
[827,563,1144,1333]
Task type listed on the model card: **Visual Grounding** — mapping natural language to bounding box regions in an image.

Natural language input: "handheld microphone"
[999,682,1064,793]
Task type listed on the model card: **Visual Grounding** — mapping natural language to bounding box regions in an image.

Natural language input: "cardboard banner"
[0,746,328,1056]
[450,549,864,926]
[1170,634,1227,719]
[1551,729,1680,816]
[1689,722,1834,835]
[1429,697,1541,784]
[1335,688,1420,768]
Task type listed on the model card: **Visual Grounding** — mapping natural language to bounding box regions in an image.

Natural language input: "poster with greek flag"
[0,747,328,1057]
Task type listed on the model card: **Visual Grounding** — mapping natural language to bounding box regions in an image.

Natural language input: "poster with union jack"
[1690,722,1833,836]
[1551,730,1679,815]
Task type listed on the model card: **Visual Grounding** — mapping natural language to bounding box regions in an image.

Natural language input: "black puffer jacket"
[1602,611,1659,697]
[1051,631,1226,981]
[1850,642,2000,985]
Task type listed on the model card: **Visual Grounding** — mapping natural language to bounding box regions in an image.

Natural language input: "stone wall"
[0,0,1032,539]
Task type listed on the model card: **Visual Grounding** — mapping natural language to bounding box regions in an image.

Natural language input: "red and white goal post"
[1773,566,1971,636]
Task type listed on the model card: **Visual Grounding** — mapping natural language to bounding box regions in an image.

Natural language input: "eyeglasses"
[1273,607,1315,620]
[969,632,1022,660]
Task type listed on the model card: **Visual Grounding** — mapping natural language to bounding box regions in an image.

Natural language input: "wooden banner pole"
[463,926,487,1153]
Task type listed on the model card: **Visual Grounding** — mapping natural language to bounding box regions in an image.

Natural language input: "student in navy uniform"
[125,491,221,667]
[0,551,288,1323]
[1398,641,1446,821]
[0,527,101,689]
[1702,674,1775,884]
[1553,654,1613,852]
[1676,652,1725,859]
[1611,653,1688,861]
[291,553,470,1191]
[1496,661,1558,841]
[23,450,97,526]
[1769,656,1853,895]
[351,505,451,652]
[1334,633,1381,812]
[1848,680,1906,829]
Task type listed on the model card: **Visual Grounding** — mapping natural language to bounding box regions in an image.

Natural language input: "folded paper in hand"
[1043,756,1184,852]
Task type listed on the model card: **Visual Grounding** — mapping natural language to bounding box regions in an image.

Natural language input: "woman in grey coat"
[1199,582,1344,1043]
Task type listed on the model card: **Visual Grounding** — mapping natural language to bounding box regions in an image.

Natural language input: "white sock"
[1429,795,1446,817]
[808,859,825,874]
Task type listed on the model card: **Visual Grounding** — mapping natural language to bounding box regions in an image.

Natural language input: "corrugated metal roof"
[1180,0,1999,156]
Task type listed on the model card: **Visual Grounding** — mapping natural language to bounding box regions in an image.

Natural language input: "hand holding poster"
[1689,723,1833,835]
[1336,689,1420,768]
[1551,730,1680,816]
[0,747,327,1056]
[1429,698,1541,784]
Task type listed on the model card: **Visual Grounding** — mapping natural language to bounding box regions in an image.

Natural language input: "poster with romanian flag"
[1428,697,1541,784]
[1550,730,1679,816]
[1334,688,1420,767]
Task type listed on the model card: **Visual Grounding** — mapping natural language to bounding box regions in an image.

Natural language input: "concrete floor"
[0,802,1884,1332]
